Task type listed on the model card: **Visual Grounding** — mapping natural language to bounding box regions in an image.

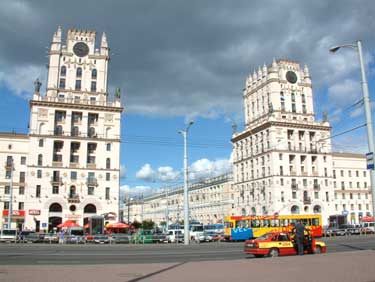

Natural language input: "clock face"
[73,42,89,57]
[286,71,297,84]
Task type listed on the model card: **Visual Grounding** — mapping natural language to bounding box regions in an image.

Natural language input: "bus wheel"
[314,246,321,254]
[269,248,279,258]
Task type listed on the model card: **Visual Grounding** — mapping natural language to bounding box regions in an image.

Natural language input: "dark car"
[20,232,44,243]
[93,234,110,244]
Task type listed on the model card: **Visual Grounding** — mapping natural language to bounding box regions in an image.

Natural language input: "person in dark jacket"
[293,220,306,255]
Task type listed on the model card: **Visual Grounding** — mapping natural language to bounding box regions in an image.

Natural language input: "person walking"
[58,230,64,244]
[294,220,306,255]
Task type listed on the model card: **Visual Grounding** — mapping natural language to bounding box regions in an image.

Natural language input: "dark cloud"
[1,0,375,118]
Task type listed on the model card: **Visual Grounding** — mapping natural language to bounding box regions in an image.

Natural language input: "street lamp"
[330,40,375,220]
[178,121,194,245]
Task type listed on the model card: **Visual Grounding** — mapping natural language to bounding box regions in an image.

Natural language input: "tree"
[142,219,155,229]
[132,220,142,229]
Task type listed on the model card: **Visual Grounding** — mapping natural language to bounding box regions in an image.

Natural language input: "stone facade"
[0,27,123,231]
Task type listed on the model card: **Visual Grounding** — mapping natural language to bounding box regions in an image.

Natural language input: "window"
[39,139,44,147]
[21,157,26,165]
[38,154,43,166]
[314,191,319,199]
[106,173,110,181]
[363,171,367,177]
[76,67,82,78]
[292,191,296,199]
[71,171,77,180]
[280,178,284,186]
[105,187,110,200]
[36,185,41,198]
[18,202,24,210]
[92,69,97,79]
[341,182,345,190]
[303,179,307,187]
[52,186,59,194]
[325,191,329,201]
[350,193,353,199]
[91,81,96,92]
[281,191,284,202]
[88,186,94,195]
[18,172,25,182]
[90,97,96,104]
[75,80,81,90]
[4,186,10,194]
[356,171,359,177]
[341,170,344,177]
[5,170,11,179]
[106,143,111,151]
[59,78,66,89]
[349,171,352,177]
[4,202,9,210]
[37,170,42,178]
[106,158,111,169]
[60,66,66,76]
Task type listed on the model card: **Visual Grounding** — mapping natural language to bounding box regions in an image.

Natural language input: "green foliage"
[132,220,142,229]
[141,219,155,229]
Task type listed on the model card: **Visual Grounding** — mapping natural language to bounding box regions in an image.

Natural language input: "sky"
[0,0,375,200]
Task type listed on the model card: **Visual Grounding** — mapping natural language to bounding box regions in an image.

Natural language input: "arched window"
[84,204,96,213]
[49,203,62,212]
[55,125,63,136]
[241,208,246,216]
[291,205,300,214]
[38,154,43,166]
[76,67,82,78]
[60,66,66,76]
[88,127,96,138]
[92,69,97,79]
[313,205,321,213]
[106,158,111,169]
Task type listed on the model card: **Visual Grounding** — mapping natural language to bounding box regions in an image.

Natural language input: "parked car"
[43,233,58,243]
[23,232,44,243]
[65,235,86,244]
[110,234,131,244]
[244,231,326,258]
[93,234,110,244]
[167,230,184,243]
[0,229,18,243]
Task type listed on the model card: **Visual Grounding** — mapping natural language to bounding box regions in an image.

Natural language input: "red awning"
[362,216,374,222]
[57,220,81,228]
[106,222,130,229]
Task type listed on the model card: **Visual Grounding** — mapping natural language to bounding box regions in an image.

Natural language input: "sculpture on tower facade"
[34,78,42,93]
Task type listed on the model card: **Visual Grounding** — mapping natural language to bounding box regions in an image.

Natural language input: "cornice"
[29,100,123,113]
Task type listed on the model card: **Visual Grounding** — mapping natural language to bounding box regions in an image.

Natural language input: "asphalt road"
[0,235,374,265]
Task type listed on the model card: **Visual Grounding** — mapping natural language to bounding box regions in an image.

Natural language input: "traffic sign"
[366,152,374,170]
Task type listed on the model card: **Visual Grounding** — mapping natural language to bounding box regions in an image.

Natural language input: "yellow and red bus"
[224,214,322,241]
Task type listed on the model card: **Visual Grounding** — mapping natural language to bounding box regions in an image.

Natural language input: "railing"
[86,178,98,186]
[68,194,80,203]
[303,197,311,204]
[32,94,122,108]
[51,177,63,185]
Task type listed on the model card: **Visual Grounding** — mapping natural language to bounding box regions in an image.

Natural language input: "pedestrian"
[58,230,64,244]
[293,220,306,255]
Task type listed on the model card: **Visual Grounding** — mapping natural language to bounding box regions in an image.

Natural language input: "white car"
[0,229,18,243]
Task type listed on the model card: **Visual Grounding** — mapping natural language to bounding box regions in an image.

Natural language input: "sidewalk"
[0,250,374,282]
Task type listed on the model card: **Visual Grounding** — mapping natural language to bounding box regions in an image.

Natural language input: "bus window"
[301,219,309,226]
[251,220,260,228]
[270,219,279,227]
[311,218,320,226]
[263,220,270,227]
[225,222,233,228]
[280,219,289,227]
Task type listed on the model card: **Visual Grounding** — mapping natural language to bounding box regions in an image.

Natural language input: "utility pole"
[127,196,130,224]
[141,193,144,223]
[165,188,169,230]
[7,157,14,229]
[178,121,194,245]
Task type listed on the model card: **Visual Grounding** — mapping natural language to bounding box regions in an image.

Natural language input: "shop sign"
[65,214,81,219]
[29,209,41,215]
[2,210,25,217]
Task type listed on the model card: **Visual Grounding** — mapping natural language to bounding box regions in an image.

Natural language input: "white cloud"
[327,79,361,107]
[189,158,232,181]
[120,164,127,179]
[157,166,180,182]
[135,164,156,182]
[0,64,45,99]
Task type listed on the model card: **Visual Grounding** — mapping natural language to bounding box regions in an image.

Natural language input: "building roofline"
[332,152,365,159]
[0,132,28,139]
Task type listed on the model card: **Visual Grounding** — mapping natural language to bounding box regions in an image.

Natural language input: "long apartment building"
[123,174,234,225]
[0,27,123,231]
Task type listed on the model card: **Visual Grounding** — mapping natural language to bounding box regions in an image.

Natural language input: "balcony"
[314,184,320,191]
[290,170,297,176]
[87,163,96,169]
[51,177,63,185]
[4,161,13,169]
[86,177,98,186]
[68,194,80,203]
[303,197,312,204]
[291,184,298,190]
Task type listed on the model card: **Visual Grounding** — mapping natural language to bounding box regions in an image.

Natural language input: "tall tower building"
[232,59,335,224]
[24,27,123,231]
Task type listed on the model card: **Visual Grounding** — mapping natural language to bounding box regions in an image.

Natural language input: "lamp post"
[6,157,14,229]
[178,121,194,245]
[330,40,375,220]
